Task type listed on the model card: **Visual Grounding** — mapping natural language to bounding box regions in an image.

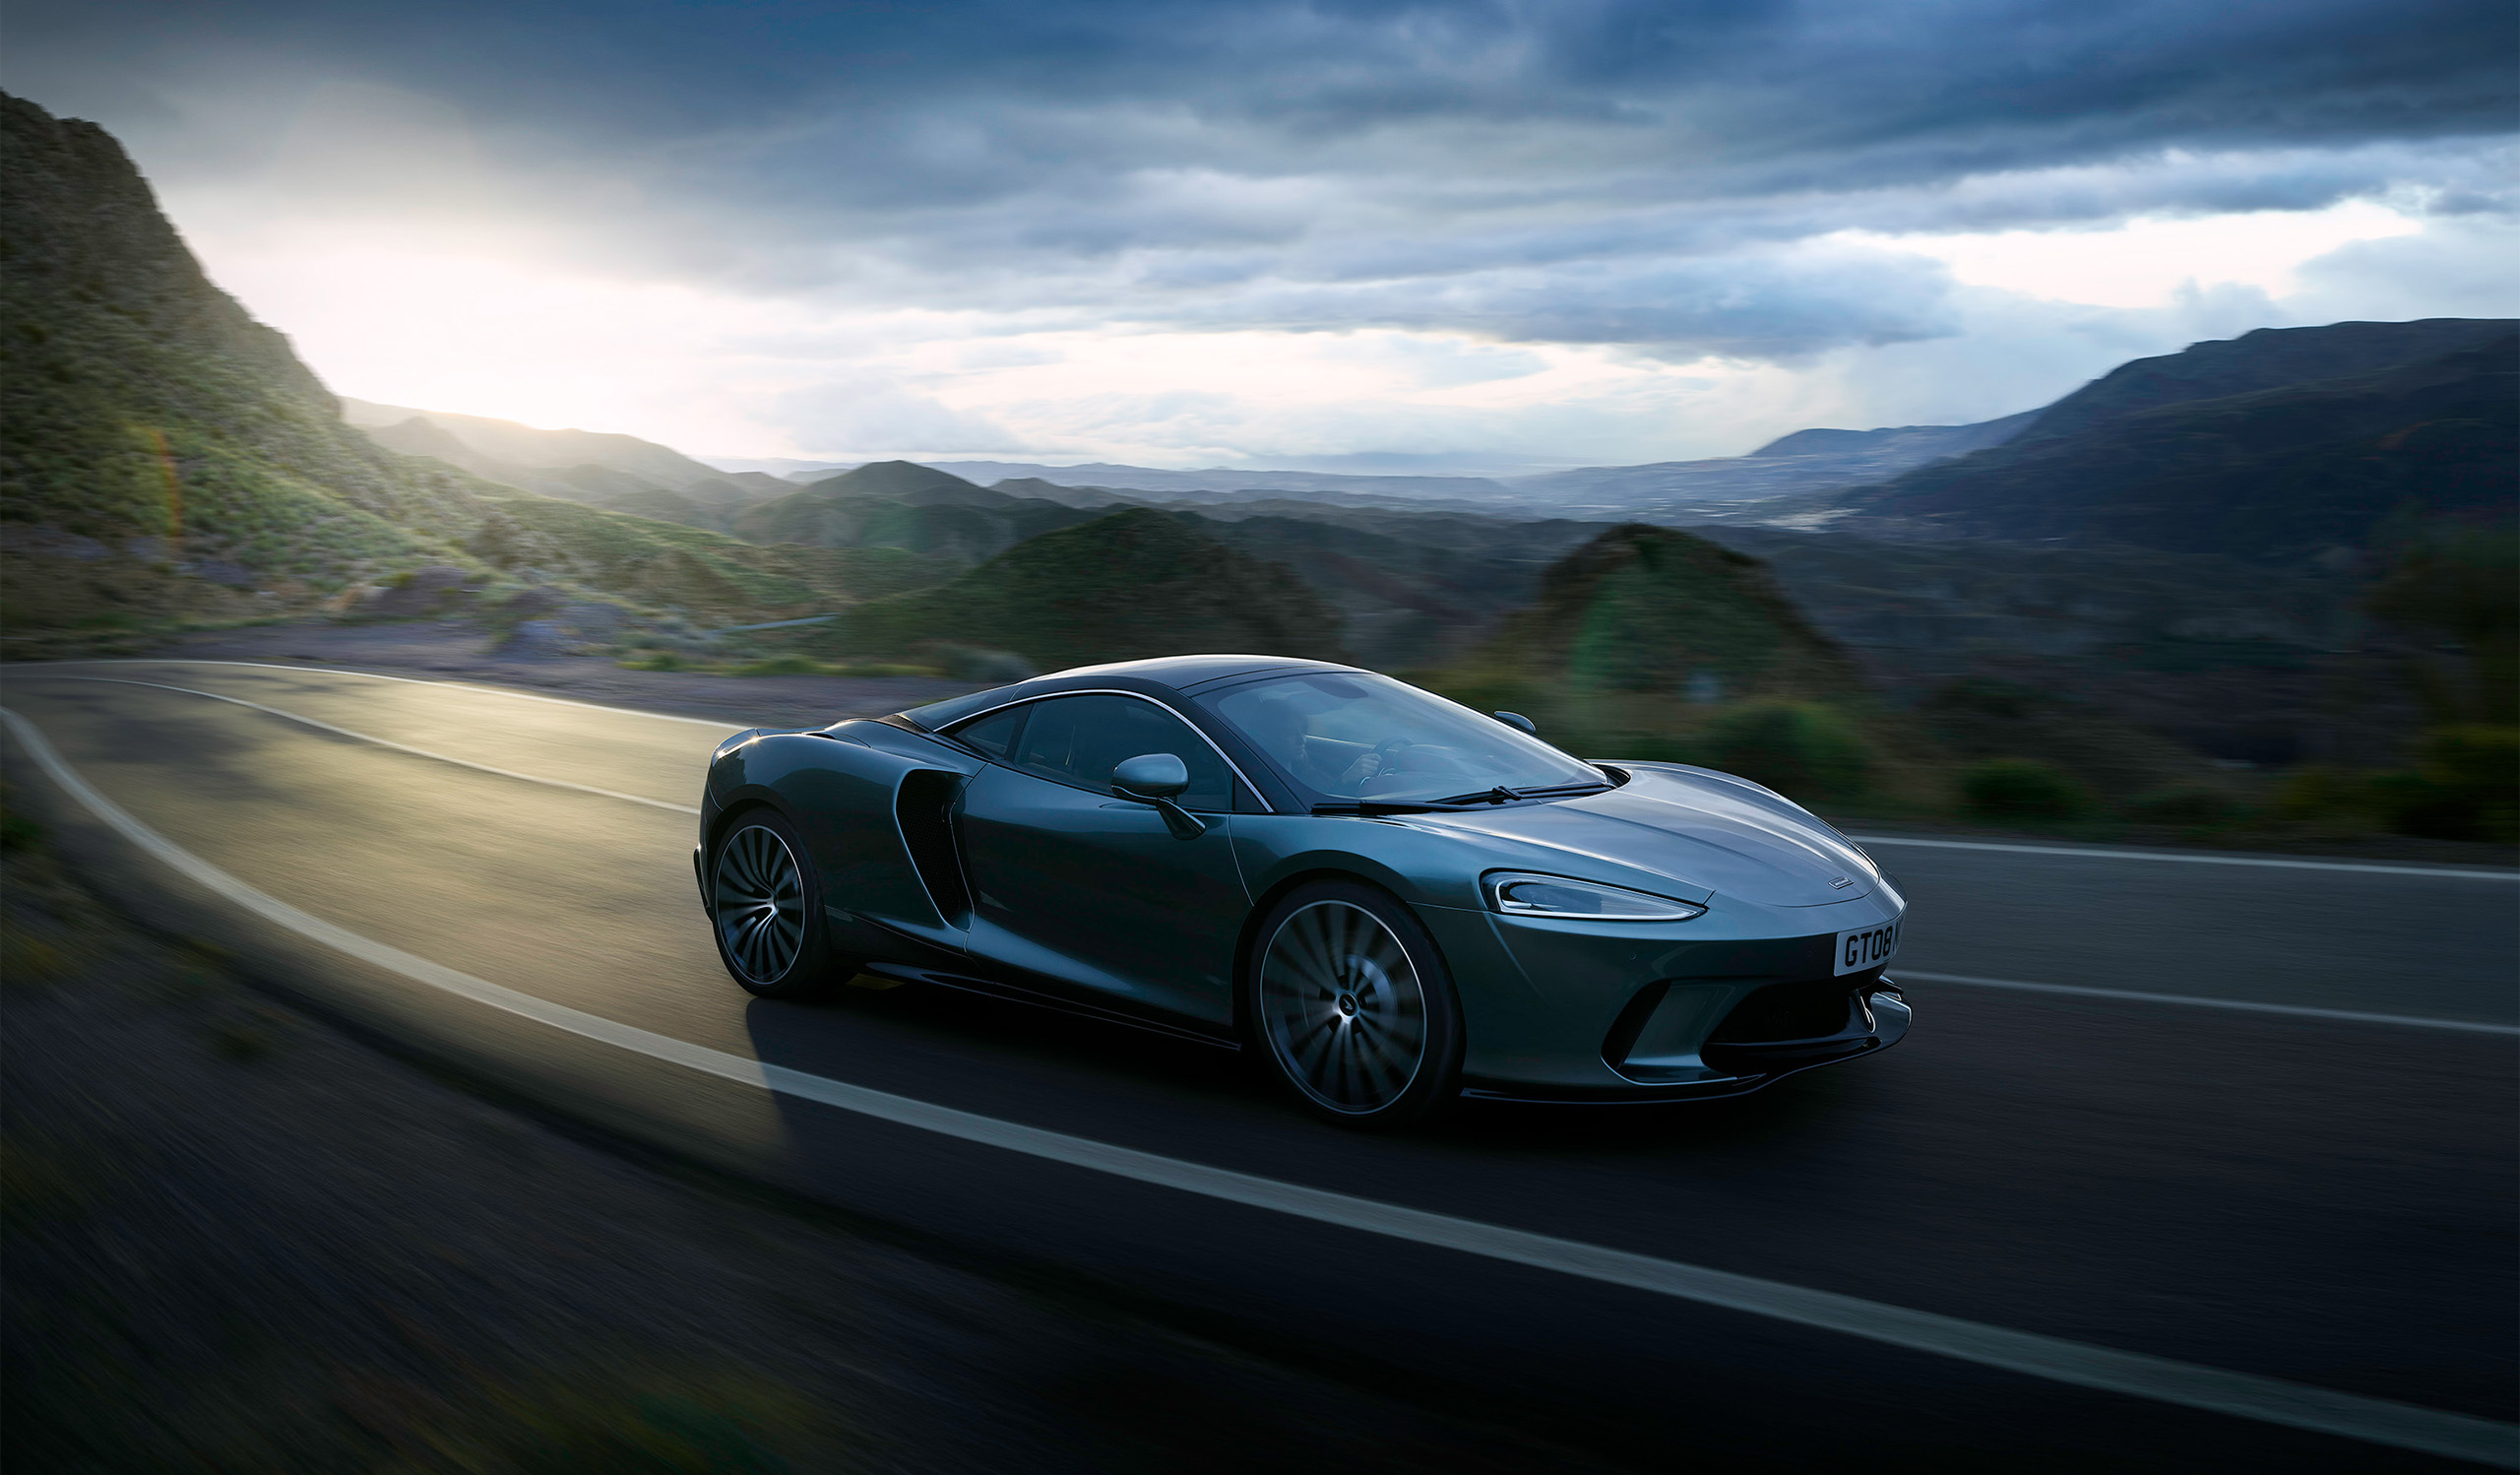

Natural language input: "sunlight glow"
[1837,201,2424,309]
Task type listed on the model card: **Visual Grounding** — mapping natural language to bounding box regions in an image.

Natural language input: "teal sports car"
[696,656,1910,1125]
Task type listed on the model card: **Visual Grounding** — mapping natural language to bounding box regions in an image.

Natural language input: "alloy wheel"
[1257,899,1429,1115]
[712,823,806,987]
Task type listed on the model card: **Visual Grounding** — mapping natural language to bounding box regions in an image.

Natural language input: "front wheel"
[1246,880,1463,1127]
[708,809,853,999]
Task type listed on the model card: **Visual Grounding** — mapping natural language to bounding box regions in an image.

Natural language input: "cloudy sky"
[10,0,2514,472]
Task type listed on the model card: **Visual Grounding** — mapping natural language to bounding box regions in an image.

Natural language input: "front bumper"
[1421,887,1915,1101]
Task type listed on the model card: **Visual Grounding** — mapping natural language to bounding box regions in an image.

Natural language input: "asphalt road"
[7,659,2515,1470]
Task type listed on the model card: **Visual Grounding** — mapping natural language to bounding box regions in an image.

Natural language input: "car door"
[947,693,1251,1024]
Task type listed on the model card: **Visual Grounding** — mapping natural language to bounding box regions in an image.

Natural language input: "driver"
[1242,698,1381,794]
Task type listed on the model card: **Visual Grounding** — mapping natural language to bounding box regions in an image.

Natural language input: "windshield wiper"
[1308,799,1472,815]
[1430,780,1615,805]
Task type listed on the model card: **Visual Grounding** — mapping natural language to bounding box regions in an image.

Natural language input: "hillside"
[0,92,935,641]
[1469,525,1865,701]
[732,462,1102,561]
[1516,412,2039,517]
[1841,320,2518,562]
[342,398,784,500]
[1171,504,1612,669]
[827,508,1347,670]
[0,91,491,631]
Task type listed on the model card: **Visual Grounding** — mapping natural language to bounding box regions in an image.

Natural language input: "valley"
[3,89,2509,852]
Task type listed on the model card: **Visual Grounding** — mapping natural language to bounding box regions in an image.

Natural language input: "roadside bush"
[1687,701,1873,803]
[2124,783,2239,827]
[2375,726,2519,843]
[1960,757,2091,821]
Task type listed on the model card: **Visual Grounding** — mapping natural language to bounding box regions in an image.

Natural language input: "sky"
[8,0,2515,473]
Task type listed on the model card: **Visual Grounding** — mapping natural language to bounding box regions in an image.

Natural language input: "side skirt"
[858,960,1243,1053]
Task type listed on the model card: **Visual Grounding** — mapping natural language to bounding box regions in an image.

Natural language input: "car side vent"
[894,769,972,925]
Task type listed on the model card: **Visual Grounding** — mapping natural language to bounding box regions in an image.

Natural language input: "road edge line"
[1894,970,2520,1036]
[1850,833,2520,882]
[14,657,748,730]
[3,702,2512,1469]
[45,675,700,815]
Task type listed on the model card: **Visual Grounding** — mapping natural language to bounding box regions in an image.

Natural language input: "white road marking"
[46,676,702,816]
[1893,970,2520,1036]
[4,702,2512,1470]
[18,658,751,731]
[1850,833,2520,882]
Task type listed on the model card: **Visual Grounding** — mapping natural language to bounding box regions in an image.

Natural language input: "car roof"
[896,655,1357,729]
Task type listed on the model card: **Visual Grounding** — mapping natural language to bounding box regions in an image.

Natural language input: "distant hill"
[340,398,746,495]
[1169,503,1613,669]
[342,398,792,531]
[1469,525,1865,702]
[787,458,1524,505]
[1840,320,2519,562]
[830,508,1346,670]
[733,462,1102,561]
[1503,412,2039,519]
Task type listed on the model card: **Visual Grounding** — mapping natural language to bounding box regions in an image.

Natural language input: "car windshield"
[1205,673,1602,804]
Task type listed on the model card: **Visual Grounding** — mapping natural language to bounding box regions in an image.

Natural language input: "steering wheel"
[1354,738,1412,791]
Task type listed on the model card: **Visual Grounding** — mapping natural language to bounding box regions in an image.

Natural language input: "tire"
[1245,879,1464,1127]
[707,808,854,999]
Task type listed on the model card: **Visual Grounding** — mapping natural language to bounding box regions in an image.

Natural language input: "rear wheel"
[1247,880,1463,1127]
[709,809,851,999]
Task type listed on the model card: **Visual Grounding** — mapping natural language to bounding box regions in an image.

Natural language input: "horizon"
[9,1,2513,465]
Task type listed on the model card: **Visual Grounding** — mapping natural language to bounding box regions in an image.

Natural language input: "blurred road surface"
[6,660,2514,1470]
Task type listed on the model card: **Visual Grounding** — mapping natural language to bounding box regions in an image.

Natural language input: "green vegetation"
[1683,700,1876,803]
[823,508,1347,671]
[1,92,491,636]
[1960,758,2094,822]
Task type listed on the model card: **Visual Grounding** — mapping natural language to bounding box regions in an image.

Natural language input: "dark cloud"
[6,0,2510,361]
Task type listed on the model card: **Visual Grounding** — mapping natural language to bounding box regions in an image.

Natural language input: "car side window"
[1000,694,1235,811]
[950,704,1027,761]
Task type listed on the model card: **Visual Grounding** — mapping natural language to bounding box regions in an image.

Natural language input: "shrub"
[2124,783,2238,827]
[1960,757,2091,821]
[1687,701,1873,802]
[2376,726,2519,843]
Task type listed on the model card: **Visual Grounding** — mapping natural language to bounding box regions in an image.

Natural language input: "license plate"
[1834,920,1900,976]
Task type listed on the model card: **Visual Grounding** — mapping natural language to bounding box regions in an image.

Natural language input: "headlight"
[1484,871,1706,922]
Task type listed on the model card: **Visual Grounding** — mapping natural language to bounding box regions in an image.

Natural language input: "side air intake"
[894,769,972,926]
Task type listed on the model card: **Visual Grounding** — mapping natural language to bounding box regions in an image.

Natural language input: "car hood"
[1415,764,1878,907]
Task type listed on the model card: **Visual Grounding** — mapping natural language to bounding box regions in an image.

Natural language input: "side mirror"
[1113,752,1190,800]
[1492,711,1538,736]
[1113,753,1204,840]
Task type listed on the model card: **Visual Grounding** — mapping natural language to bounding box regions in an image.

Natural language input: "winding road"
[6,660,2514,1469]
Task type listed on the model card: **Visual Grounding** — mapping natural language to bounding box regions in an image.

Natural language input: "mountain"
[1839,320,2519,562]
[2001,319,2516,448]
[342,398,794,531]
[1166,503,1613,669]
[828,508,1347,670]
[0,92,941,640]
[734,464,1102,562]
[1504,412,2039,519]
[0,92,492,634]
[340,398,745,494]
[783,458,1523,505]
[1748,413,2041,461]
